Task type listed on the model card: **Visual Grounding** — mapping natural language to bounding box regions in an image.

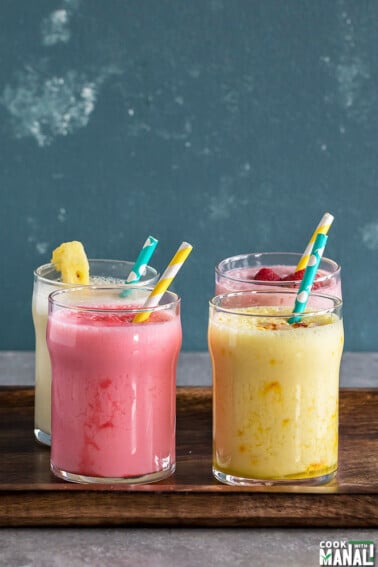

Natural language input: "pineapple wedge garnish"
[51,241,90,284]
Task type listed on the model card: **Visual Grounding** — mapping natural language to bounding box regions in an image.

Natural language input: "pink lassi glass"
[47,285,181,484]
[33,259,159,447]
[215,252,342,299]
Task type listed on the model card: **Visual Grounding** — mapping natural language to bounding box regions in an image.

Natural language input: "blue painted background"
[1,0,377,351]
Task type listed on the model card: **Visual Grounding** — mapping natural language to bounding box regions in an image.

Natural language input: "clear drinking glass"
[215,252,342,298]
[47,286,181,484]
[32,259,159,446]
[209,290,343,486]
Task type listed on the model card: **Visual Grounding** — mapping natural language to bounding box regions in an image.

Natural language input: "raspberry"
[281,269,323,289]
[312,277,323,290]
[280,269,306,282]
[254,268,281,281]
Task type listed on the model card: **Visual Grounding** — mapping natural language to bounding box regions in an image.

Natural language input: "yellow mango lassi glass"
[209,290,344,486]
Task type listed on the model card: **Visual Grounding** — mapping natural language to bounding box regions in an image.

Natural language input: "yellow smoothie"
[209,303,344,483]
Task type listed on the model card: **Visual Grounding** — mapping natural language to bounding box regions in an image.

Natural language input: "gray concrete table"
[0,351,377,567]
[1,350,378,387]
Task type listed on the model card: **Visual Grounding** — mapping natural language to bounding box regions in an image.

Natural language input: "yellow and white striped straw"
[296,212,334,272]
[133,241,193,323]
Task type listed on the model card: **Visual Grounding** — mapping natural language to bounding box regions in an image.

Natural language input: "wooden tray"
[0,387,377,527]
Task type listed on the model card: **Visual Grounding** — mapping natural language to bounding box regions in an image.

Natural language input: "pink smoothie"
[216,265,342,299]
[48,306,182,480]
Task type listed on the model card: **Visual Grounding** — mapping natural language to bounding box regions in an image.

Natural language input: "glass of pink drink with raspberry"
[47,286,181,484]
[215,252,342,301]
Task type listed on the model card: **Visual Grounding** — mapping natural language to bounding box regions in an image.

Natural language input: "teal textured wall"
[1,0,377,350]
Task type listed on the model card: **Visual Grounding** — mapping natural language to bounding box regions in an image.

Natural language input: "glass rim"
[48,285,180,314]
[215,251,341,284]
[209,290,343,318]
[34,259,158,286]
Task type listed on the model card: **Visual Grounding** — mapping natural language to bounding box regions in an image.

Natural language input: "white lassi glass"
[48,286,181,484]
[215,252,342,298]
[32,259,159,446]
[209,290,343,486]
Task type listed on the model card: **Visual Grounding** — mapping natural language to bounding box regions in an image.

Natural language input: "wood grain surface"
[0,387,377,527]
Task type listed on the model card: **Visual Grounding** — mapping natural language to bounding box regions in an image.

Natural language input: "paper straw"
[296,212,334,272]
[133,241,193,323]
[119,235,158,298]
[288,233,328,324]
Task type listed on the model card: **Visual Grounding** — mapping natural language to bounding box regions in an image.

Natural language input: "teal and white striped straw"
[119,235,158,297]
[288,232,328,324]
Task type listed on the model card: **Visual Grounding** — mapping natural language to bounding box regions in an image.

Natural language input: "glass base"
[51,462,176,485]
[213,467,337,487]
[34,428,51,447]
